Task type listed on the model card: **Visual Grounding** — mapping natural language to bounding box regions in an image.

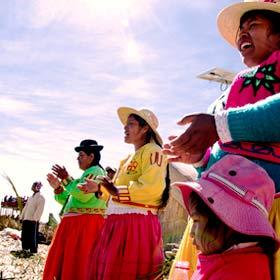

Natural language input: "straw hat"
[117,107,163,145]
[173,155,279,245]
[217,0,280,47]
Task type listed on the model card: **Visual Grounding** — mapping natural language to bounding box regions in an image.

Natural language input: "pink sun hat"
[173,155,279,243]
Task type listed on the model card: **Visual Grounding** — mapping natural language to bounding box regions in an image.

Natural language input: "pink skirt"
[89,213,164,280]
[43,214,104,280]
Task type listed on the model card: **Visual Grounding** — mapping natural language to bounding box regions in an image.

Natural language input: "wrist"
[61,176,73,186]
[54,185,64,194]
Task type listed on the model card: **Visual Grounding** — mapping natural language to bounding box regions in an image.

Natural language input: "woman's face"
[189,203,224,255]
[236,14,280,67]
[77,151,93,170]
[123,115,148,145]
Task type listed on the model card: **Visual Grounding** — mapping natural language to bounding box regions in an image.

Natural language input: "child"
[164,0,280,277]
[174,155,279,279]
[79,107,170,280]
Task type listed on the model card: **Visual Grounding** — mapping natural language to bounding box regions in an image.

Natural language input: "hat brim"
[117,107,163,146]
[172,180,277,241]
[217,2,280,47]
[74,145,103,152]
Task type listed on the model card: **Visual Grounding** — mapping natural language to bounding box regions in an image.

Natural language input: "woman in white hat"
[79,107,170,280]
[164,0,280,278]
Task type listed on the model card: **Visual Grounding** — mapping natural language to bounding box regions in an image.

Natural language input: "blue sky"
[0,0,244,221]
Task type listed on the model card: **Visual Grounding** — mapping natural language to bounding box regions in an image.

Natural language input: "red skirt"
[89,213,164,280]
[43,214,104,280]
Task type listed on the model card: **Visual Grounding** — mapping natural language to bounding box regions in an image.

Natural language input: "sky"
[0,0,244,222]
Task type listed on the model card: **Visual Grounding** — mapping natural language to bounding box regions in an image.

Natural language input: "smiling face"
[236,11,280,67]
[77,151,94,170]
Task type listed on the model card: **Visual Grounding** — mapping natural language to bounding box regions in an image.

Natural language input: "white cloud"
[114,78,157,100]
[0,97,39,115]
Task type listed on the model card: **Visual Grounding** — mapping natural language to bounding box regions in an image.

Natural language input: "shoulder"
[141,143,162,154]
[36,193,45,202]
[85,165,105,175]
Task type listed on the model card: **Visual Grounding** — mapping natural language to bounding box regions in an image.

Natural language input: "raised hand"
[163,141,205,164]
[47,173,61,190]
[52,164,69,180]
[78,178,99,193]
[164,113,218,156]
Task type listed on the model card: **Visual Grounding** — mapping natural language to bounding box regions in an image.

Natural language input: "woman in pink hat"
[174,155,279,279]
[79,107,170,280]
[164,0,280,278]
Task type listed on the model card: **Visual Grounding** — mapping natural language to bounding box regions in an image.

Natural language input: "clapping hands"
[162,113,218,163]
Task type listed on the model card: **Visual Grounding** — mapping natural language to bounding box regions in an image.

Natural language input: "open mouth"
[240,42,252,52]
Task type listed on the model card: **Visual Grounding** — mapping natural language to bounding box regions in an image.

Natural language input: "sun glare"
[124,39,142,63]
[86,0,134,13]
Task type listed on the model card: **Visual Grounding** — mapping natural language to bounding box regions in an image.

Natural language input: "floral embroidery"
[239,62,280,96]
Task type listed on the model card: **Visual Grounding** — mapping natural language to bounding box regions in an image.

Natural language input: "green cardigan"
[55,165,107,215]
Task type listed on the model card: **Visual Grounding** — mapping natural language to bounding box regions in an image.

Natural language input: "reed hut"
[159,163,197,244]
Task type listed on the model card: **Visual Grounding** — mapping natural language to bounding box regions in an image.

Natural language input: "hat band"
[207,172,268,217]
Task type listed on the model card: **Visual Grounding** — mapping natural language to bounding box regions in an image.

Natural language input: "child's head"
[217,0,280,67]
[188,191,277,255]
[173,155,279,255]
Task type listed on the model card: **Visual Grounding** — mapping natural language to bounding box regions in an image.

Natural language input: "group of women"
[43,107,169,280]
[42,0,280,279]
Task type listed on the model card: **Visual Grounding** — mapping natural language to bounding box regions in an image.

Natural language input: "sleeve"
[117,145,167,203]
[64,167,106,203]
[54,179,73,205]
[227,93,280,142]
[19,202,28,220]
[34,195,45,221]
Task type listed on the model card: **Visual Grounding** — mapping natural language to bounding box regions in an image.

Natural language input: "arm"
[216,94,280,143]
[34,195,45,221]
[65,166,106,203]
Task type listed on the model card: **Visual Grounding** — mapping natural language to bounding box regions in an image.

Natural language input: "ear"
[141,125,149,134]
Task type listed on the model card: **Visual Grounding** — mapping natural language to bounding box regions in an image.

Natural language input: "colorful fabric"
[269,197,280,280]
[219,50,280,162]
[89,213,163,280]
[43,214,104,280]
[55,165,107,215]
[87,142,167,279]
[172,51,280,279]
[112,142,167,208]
[191,247,271,280]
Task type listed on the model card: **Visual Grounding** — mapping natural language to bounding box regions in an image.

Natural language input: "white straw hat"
[117,107,163,145]
[217,0,280,47]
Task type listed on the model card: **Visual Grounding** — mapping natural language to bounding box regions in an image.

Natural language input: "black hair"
[82,148,104,170]
[189,192,277,255]
[130,113,170,208]
[240,10,280,35]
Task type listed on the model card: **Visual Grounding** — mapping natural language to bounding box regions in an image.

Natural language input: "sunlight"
[86,0,134,13]
[124,39,142,63]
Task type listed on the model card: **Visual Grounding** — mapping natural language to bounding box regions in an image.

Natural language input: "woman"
[43,139,107,280]
[164,1,280,278]
[79,107,170,280]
